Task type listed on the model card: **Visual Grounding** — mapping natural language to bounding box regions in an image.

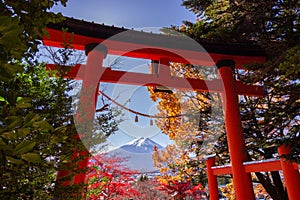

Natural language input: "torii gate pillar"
[278,145,300,200]
[217,60,255,200]
[72,43,108,185]
[56,44,108,197]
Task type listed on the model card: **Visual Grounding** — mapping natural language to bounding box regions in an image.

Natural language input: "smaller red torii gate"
[43,17,300,200]
[206,145,300,200]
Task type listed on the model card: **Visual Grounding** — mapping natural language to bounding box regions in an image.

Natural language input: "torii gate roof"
[43,17,266,67]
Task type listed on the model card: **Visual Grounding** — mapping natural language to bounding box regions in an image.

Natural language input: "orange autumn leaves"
[150,62,221,194]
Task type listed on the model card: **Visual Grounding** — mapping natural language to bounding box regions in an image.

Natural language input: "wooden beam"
[211,159,299,175]
[212,164,232,175]
[43,28,266,68]
[244,159,282,173]
[46,64,264,96]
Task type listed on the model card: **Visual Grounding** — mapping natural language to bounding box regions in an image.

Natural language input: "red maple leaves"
[86,154,140,200]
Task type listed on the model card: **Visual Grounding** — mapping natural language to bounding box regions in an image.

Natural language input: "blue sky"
[52,0,196,28]
[52,0,197,148]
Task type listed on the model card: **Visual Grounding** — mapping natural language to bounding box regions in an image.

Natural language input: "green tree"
[0,1,121,199]
[0,61,75,199]
[179,1,299,199]
[1,45,120,200]
[0,1,70,199]
[0,0,67,62]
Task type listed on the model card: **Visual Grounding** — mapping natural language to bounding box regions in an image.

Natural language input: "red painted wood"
[73,46,106,185]
[212,165,233,175]
[43,28,266,68]
[211,159,299,175]
[217,65,255,200]
[206,157,219,200]
[244,160,282,173]
[278,145,300,200]
[56,45,107,193]
[46,64,264,96]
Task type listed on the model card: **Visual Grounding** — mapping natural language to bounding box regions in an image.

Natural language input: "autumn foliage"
[150,63,223,190]
[157,179,206,199]
[86,154,174,200]
[86,154,140,200]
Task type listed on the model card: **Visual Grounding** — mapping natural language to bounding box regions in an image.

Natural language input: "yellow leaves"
[169,132,176,140]
[180,151,189,160]
[220,179,235,200]
[220,177,268,200]
[157,174,183,185]
[149,62,220,186]
[152,144,181,168]
[184,168,194,175]
[196,92,209,108]
[158,167,170,174]
[157,177,169,185]
[253,183,267,196]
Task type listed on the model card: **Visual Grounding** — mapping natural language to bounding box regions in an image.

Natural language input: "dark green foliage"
[0,0,67,68]
[182,0,300,43]
[0,1,122,199]
[0,62,73,199]
[0,1,70,199]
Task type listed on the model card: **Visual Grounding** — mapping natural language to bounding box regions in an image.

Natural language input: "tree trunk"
[255,172,288,200]
[270,171,288,200]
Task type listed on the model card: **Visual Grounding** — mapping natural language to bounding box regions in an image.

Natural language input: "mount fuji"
[107,137,164,172]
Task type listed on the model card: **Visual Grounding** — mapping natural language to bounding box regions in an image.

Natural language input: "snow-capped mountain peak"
[119,137,163,154]
[106,137,165,172]
[126,137,160,147]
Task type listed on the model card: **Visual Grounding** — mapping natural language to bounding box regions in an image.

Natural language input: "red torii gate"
[43,17,300,200]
